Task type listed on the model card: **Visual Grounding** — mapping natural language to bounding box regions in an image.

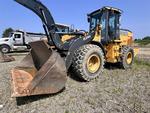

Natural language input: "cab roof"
[88,6,122,16]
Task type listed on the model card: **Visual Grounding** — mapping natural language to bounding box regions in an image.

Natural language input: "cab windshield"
[90,14,100,31]
[89,12,106,38]
[9,33,14,38]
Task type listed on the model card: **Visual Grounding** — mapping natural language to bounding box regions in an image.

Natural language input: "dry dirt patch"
[0,52,149,113]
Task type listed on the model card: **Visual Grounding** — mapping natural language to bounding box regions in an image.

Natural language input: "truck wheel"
[72,44,105,81]
[120,46,134,69]
[0,45,10,53]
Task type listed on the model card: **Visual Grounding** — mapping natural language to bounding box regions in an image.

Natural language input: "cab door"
[108,11,120,41]
[13,33,24,46]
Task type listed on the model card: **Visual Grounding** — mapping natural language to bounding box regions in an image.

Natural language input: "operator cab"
[88,6,122,44]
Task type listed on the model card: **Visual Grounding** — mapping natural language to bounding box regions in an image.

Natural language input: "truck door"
[13,33,24,46]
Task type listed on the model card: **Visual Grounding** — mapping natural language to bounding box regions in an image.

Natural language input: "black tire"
[72,44,105,81]
[120,46,134,69]
[0,44,10,53]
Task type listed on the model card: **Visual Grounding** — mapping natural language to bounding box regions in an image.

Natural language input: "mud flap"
[11,41,67,97]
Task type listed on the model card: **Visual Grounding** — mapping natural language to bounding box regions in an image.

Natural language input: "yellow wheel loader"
[11,0,138,97]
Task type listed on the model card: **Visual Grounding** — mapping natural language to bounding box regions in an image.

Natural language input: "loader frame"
[15,0,95,69]
[11,0,138,97]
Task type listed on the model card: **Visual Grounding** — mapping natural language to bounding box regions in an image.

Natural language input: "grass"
[135,40,150,46]
[134,57,150,67]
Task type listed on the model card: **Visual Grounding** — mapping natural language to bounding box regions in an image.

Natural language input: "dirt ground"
[0,48,150,113]
[137,48,150,62]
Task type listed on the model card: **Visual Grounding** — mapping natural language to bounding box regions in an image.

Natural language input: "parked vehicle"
[0,30,45,53]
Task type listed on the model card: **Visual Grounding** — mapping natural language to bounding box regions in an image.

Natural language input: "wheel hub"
[87,54,101,73]
[2,48,8,53]
[126,52,132,64]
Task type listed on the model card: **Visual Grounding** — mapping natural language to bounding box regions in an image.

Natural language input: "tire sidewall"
[82,47,104,79]
[122,47,134,69]
[0,45,10,53]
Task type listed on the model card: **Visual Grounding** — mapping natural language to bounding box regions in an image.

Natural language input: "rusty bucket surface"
[11,41,67,97]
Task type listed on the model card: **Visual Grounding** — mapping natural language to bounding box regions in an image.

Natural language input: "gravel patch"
[0,53,149,113]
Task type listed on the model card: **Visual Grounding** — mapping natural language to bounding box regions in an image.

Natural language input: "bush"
[135,36,150,45]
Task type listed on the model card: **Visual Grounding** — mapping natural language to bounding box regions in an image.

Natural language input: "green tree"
[2,28,14,38]
[143,36,150,41]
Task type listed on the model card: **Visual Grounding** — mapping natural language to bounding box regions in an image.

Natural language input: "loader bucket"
[11,40,67,97]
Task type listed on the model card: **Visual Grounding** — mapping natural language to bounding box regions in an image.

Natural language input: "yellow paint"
[119,31,133,46]
[105,43,120,63]
[133,47,139,57]
[93,25,101,42]
[61,35,76,42]
[87,54,101,73]
[126,52,132,64]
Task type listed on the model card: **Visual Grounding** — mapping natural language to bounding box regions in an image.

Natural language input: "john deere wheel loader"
[11,0,138,97]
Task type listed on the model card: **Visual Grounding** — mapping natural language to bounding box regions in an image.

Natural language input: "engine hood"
[0,37,10,42]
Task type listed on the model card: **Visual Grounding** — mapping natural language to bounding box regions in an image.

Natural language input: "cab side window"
[14,34,21,38]
[100,13,106,39]
[108,12,116,39]
[108,11,120,40]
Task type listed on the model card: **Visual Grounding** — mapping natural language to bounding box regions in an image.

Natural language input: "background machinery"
[11,0,138,97]
[0,24,84,53]
[0,30,46,53]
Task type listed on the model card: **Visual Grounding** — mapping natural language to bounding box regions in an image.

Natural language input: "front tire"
[72,44,105,81]
[0,45,10,53]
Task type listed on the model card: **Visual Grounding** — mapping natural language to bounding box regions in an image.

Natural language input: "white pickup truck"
[0,30,45,53]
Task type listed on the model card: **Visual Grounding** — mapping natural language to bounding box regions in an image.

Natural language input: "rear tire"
[120,46,134,69]
[72,44,105,81]
[0,45,10,53]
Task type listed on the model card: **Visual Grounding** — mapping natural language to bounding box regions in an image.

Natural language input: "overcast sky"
[0,0,150,39]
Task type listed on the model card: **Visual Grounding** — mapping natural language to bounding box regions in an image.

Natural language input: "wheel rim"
[126,52,132,64]
[2,48,8,53]
[87,54,101,73]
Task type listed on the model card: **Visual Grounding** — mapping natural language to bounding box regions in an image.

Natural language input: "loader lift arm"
[15,0,94,69]
[11,0,94,97]
[15,0,64,50]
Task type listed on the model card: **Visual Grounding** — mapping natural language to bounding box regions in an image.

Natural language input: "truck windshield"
[9,33,14,38]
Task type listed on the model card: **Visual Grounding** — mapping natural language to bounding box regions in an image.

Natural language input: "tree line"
[2,28,14,38]
[135,36,150,45]
[1,28,150,46]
